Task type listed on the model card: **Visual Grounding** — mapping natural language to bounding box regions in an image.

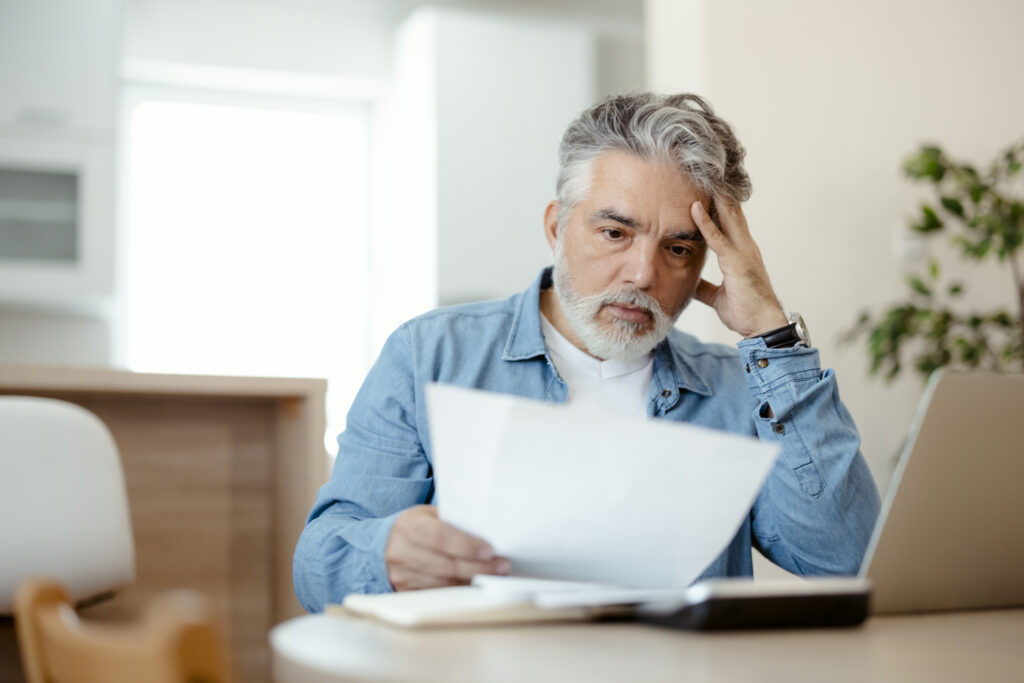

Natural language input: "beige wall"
[647,0,1024,491]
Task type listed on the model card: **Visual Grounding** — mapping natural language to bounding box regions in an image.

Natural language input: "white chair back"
[0,396,135,613]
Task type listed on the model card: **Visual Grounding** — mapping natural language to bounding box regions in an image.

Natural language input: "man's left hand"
[690,197,787,338]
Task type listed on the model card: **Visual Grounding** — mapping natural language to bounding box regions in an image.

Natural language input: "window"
[122,88,371,455]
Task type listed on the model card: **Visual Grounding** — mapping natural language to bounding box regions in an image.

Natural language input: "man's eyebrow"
[592,208,639,229]
[665,230,705,242]
[591,209,705,242]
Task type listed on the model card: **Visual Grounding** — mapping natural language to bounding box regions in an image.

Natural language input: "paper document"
[337,584,606,627]
[336,576,670,627]
[426,383,779,590]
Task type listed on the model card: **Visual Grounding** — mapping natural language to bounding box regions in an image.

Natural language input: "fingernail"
[477,545,494,560]
[496,560,510,575]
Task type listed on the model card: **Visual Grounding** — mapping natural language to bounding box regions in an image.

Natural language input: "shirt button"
[661,389,672,398]
[774,423,786,434]
[757,359,769,369]
[745,363,750,373]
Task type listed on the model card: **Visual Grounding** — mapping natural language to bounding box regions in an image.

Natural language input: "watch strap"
[758,322,803,349]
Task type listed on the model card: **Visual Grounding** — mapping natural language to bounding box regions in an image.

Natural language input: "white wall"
[646,0,1024,491]
[0,306,110,365]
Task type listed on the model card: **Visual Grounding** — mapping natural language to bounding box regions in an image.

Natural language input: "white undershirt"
[540,313,653,419]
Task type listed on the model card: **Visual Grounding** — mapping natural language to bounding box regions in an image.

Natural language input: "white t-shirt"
[540,313,653,419]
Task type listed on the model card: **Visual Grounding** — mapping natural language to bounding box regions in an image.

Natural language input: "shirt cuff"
[737,337,822,397]
[339,510,403,594]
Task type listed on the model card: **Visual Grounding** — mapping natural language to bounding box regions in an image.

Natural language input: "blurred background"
[1,0,1021,491]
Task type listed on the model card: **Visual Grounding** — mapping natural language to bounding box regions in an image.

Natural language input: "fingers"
[691,200,727,252]
[387,533,508,587]
[387,567,452,591]
[693,197,753,248]
[402,505,495,560]
[386,505,510,591]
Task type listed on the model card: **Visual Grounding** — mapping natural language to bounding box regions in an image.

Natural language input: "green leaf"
[886,362,902,380]
[947,282,964,296]
[907,275,932,297]
[991,311,1013,327]
[968,183,987,203]
[1004,146,1022,175]
[914,355,939,376]
[928,259,940,279]
[913,205,944,232]
[904,146,945,182]
[940,197,965,216]
[976,238,992,258]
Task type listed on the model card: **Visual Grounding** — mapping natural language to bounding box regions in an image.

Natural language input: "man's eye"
[669,244,691,257]
[603,229,625,240]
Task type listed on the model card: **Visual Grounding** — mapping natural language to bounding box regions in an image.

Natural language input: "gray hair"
[555,92,752,229]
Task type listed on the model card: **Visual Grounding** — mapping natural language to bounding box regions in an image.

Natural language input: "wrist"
[745,308,788,338]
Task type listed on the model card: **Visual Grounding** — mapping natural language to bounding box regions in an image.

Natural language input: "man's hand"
[386,505,510,591]
[690,198,788,338]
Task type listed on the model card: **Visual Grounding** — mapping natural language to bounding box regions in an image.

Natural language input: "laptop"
[861,370,1024,614]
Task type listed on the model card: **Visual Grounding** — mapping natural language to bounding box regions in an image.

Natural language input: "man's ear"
[543,201,560,251]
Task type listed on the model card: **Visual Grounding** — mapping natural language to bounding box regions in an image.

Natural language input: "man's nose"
[621,242,658,290]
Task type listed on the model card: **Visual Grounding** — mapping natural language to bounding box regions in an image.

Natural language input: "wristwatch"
[756,312,810,349]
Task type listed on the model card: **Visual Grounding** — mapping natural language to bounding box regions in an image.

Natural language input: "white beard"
[551,240,684,361]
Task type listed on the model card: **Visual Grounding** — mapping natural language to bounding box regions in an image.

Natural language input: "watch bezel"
[788,312,810,348]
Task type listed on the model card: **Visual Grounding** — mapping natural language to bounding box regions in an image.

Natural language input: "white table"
[270,608,1024,683]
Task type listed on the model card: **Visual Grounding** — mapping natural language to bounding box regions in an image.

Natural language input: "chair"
[15,578,231,683]
[0,396,135,613]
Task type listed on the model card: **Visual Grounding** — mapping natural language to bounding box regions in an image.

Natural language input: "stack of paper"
[427,383,779,589]
[337,576,685,627]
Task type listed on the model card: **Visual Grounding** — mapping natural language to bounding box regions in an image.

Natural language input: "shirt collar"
[503,267,715,397]
[501,267,553,361]
[653,336,714,397]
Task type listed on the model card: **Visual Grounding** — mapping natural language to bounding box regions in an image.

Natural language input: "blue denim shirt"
[294,268,881,612]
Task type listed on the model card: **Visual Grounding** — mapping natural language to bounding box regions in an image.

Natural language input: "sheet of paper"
[426,383,779,589]
[471,575,689,608]
[339,585,595,627]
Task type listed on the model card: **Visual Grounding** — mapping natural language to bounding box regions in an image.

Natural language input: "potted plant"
[845,140,1024,381]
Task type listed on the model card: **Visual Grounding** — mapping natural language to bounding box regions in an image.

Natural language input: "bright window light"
[124,94,370,456]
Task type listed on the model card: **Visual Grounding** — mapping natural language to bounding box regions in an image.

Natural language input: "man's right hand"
[385,505,510,591]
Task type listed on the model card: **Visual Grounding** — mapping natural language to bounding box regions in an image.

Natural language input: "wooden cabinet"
[0,365,328,683]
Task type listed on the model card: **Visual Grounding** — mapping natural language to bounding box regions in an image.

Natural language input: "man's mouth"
[604,303,652,324]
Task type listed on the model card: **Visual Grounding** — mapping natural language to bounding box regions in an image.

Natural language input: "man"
[293,92,881,612]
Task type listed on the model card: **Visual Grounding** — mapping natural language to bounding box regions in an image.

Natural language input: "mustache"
[595,289,660,315]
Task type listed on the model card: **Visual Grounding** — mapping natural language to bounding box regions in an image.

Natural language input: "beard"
[551,240,684,361]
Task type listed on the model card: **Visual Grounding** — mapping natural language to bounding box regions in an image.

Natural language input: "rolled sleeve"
[293,325,434,612]
[738,338,881,576]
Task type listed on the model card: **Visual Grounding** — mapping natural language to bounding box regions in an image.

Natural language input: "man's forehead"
[587,152,707,201]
